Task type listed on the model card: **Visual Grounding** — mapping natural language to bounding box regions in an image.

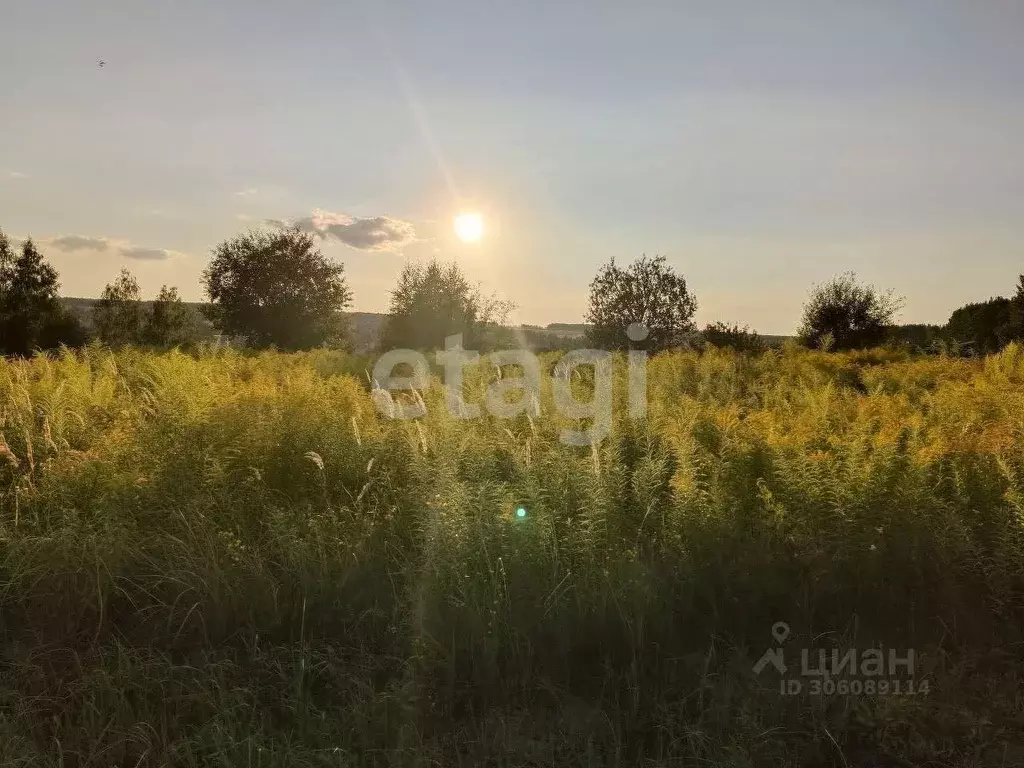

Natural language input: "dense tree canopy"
[945,296,1017,355]
[798,272,903,351]
[92,269,202,349]
[93,268,143,347]
[886,323,944,352]
[380,259,512,350]
[143,285,198,347]
[0,231,86,356]
[203,227,352,350]
[1000,274,1024,344]
[585,255,697,353]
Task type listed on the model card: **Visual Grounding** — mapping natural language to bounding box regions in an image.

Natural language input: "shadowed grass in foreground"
[1,344,1023,766]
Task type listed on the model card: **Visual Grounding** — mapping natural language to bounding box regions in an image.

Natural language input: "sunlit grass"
[1,343,1023,765]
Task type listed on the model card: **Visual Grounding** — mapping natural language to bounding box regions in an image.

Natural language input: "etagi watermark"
[754,622,930,697]
[370,324,651,446]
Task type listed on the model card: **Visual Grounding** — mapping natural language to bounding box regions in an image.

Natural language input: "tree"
[143,285,198,347]
[93,268,143,347]
[940,276,1024,356]
[203,227,352,349]
[702,321,764,352]
[944,296,1016,355]
[0,232,84,356]
[585,255,697,353]
[379,259,513,350]
[0,231,17,353]
[886,323,944,352]
[1002,274,1024,344]
[797,272,903,351]
[38,308,90,350]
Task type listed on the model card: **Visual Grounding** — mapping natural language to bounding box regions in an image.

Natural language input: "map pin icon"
[771,621,791,644]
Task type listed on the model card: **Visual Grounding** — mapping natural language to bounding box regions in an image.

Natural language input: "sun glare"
[454,211,484,243]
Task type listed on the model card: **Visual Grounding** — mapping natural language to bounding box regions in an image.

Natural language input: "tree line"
[0,230,202,354]
[1,224,1021,357]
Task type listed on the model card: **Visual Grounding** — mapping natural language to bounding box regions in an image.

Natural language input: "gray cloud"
[267,209,418,252]
[120,246,173,261]
[42,235,178,261]
[50,235,111,252]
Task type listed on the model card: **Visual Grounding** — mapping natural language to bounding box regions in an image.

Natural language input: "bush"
[798,272,903,350]
[701,321,764,352]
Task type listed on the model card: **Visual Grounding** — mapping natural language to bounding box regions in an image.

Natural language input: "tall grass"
[1,343,1022,766]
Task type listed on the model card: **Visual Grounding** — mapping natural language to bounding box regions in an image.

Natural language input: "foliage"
[92,267,143,347]
[202,227,352,350]
[0,231,86,356]
[519,327,592,352]
[798,271,904,350]
[944,296,1016,355]
[585,254,697,352]
[886,322,944,352]
[91,270,204,350]
[379,258,513,350]
[701,321,764,352]
[142,285,199,347]
[1,344,1023,764]
[939,276,1024,356]
[37,306,90,349]
[1009,274,1024,342]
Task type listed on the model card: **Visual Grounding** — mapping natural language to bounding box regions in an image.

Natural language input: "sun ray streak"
[359,0,460,204]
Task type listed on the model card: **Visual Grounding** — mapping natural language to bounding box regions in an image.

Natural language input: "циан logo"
[754,621,930,697]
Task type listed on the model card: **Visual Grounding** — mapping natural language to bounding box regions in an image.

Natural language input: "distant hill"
[61,299,798,351]
[62,296,212,330]
[544,323,587,338]
[59,299,594,353]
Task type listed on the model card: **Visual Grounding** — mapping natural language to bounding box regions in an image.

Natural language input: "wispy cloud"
[43,235,180,261]
[267,208,418,252]
[50,235,111,252]
[234,188,259,197]
[120,246,175,261]
[8,171,28,179]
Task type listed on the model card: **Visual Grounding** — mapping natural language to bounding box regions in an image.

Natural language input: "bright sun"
[454,211,484,243]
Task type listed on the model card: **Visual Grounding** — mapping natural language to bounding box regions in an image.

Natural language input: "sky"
[1,0,1023,334]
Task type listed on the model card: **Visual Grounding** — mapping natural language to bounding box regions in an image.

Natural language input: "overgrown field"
[1,344,1023,767]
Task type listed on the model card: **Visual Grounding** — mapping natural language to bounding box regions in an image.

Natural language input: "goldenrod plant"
[1,343,1023,765]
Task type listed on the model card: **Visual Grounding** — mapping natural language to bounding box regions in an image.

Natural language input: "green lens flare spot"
[515,507,527,519]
